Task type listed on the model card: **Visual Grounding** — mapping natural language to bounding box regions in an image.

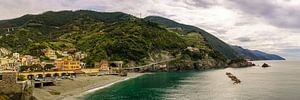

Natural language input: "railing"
[125,57,179,69]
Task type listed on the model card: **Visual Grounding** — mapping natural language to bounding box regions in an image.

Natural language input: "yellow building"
[54,56,80,71]
[44,48,57,60]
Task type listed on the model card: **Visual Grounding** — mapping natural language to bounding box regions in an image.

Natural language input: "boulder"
[262,63,270,67]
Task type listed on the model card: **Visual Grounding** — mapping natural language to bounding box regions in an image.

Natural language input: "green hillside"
[0,10,238,67]
[145,16,240,59]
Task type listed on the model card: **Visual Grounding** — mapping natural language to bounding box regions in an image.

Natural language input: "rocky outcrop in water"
[226,72,241,84]
[262,63,270,67]
[228,61,255,68]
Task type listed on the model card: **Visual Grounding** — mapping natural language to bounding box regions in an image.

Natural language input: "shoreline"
[65,73,146,100]
[33,73,145,100]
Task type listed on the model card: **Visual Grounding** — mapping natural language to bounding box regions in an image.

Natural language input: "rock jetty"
[226,72,241,84]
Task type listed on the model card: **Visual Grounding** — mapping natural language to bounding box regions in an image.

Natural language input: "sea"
[83,60,300,100]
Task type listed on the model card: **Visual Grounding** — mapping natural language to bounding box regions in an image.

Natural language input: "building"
[54,56,80,71]
[20,55,33,66]
[186,47,199,52]
[0,58,16,71]
[19,55,40,66]
[95,60,109,71]
[12,53,20,59]
[0,48,11,58]
[80,62,86,69]
[75,52,87,60]
[44,48,57,60]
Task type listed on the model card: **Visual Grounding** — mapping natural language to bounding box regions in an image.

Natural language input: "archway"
[37,74,43,79]
[53,73,59,77]
[61,73,67,76]
[45,73,52,77]
[27,74,34,80]
[109,63,118,67]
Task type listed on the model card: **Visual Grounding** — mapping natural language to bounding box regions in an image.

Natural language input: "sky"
[0,0,299,60]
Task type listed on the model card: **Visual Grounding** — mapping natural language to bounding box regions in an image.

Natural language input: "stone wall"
[0,71,35,100]
[0,71,23,94]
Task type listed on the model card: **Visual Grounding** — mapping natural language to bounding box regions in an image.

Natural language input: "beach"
[33,73,144,100]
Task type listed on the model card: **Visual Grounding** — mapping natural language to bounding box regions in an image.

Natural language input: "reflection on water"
[85,60,300,100]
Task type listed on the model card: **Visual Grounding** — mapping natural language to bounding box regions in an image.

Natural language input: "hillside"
[0,10,228,68]
[145,16,240,59]
[231,46,285,60]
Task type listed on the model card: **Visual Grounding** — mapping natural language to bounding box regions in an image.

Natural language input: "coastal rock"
[262,63,270,67]
[167,59,227,71]
[228,61,255,68]
[226,72,241,84]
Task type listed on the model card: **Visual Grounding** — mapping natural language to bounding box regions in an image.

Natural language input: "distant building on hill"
[0,58,16,71]
[19,55,40,66]
[44,48,57,60]
[12,53,20,59]
[0,48,11,58]
[54,56,80,71]
[186,47,199,52]
[75,52,87,60]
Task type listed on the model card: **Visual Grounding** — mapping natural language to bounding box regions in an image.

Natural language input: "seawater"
[84,60,300,100]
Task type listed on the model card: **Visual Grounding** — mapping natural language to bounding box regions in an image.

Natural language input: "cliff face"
[166,59,227,71]
[165,59,254,72]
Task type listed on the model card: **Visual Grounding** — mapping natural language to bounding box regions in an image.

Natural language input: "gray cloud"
[236,37,252,42]
[0,0,299,59]
[228,0,300,29]
[183,0,218,8]
[277,48,300,59]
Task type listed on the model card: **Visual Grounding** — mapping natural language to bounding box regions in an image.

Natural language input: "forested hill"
[0,10,246,67]
[145,16,240,59]
[231,46,285,60]
[145,16,286,61]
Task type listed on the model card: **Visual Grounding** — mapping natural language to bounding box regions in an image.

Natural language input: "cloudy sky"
[0,0,299,60]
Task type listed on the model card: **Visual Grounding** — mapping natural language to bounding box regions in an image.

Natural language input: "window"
[0,74,2,80]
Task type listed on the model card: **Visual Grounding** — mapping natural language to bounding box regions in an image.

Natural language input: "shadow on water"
[84,71,199,100]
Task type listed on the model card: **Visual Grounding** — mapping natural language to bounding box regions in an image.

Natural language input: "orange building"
[54,56,80,71]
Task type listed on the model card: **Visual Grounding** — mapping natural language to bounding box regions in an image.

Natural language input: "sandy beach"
[33,73,144,100]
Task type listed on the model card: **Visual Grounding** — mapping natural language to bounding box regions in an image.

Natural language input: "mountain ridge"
[231,45,285,60]
[0,10,282,68]
[145,16,285,61]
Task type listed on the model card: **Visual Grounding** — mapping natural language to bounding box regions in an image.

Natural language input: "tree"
[44,64,55,71]
[18,75,26,81]
[19,65,29,72]
[31,64,42,72]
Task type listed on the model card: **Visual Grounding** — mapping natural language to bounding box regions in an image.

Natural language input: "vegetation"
[44,64,55,71]
[0,10,243,68]
[145,16,240,59]
[19,64,43,72]
[17,75,26,81]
